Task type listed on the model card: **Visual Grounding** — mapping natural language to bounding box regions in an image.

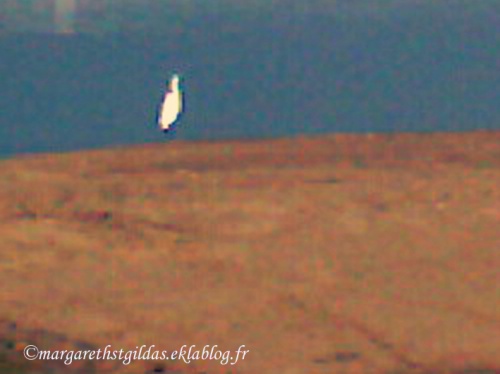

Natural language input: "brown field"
[0,131,499,374]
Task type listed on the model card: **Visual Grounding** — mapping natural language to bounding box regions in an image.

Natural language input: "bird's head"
[170,74,181,91]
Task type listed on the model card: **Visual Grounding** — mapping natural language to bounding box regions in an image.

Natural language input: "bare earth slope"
[1,131,499,373]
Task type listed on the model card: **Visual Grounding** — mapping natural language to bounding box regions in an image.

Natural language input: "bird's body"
[158,74,182,132]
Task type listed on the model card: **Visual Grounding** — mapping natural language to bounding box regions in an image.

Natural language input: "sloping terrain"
[1,131,499,373]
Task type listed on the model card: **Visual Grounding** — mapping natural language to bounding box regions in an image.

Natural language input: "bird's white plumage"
[158,74,182,131]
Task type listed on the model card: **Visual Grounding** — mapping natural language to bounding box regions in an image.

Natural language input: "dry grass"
[0,131,499,373]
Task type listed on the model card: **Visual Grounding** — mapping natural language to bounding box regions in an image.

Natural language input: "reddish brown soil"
[1,131,499,373]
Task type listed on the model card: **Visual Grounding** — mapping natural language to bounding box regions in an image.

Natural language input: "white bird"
[158,74,183,132]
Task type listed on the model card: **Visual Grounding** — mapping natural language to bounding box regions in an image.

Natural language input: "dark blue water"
[0,10,499,157]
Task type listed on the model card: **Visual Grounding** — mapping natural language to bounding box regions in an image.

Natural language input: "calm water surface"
[0,11,498,157]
